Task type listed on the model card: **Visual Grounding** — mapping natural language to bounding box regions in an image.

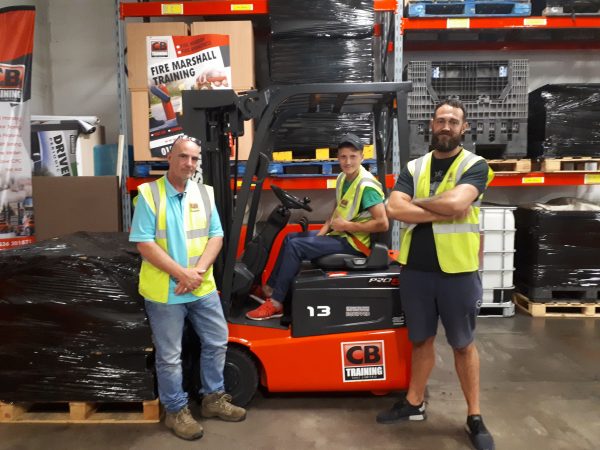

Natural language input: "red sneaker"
[246,299,283,320]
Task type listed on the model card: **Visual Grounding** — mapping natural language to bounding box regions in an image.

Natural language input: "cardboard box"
[32,176,121,241]
[126,22,189,90]
[131,89,254,162]
[191,21,255,90]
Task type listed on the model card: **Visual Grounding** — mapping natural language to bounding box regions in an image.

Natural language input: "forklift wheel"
[224,346,259,407]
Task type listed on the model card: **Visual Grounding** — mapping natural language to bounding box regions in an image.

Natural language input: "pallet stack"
[528,84,600,163]
[268,0,375,156]
[0,233,158,423]
[514,199,600,318]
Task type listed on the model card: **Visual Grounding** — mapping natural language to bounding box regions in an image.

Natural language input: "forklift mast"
[182,82,412,312]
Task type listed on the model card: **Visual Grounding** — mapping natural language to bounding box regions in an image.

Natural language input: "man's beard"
[431,131,462,153]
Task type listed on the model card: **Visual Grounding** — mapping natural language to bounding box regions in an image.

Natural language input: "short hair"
[434,99,467,121]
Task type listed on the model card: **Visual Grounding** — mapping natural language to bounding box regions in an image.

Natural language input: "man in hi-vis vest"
[246,133,389,320]
[378,100,495,450]
[130,137,245,441]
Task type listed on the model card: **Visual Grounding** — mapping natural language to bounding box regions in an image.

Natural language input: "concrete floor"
[1,313,599,450]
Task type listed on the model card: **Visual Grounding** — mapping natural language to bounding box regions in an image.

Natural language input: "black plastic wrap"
[269,35,374,84]
[514,199,600,300]
[528,84,600,158]
[269,0,374,37]
[266,1,375,150]
[533,0,600,14]
[0,232,155,402]
[273,112,373,152]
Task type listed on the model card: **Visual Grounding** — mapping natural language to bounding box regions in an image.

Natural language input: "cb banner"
[0,6,36,250]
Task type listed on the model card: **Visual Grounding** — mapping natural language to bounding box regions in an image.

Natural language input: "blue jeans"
[145,290,228,413]
[268,231,361,303]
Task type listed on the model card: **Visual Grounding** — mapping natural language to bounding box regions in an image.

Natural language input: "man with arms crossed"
[379,100,495,450]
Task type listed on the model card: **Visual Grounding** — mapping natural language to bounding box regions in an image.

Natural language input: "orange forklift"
[181,82,413,406]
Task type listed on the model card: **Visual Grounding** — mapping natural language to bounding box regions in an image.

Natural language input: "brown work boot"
[164,405,203,440]
[201,392,247,422]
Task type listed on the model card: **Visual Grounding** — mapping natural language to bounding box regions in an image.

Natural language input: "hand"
[174,268,205,295]
[330,217,349,232]
[196,68,229,89]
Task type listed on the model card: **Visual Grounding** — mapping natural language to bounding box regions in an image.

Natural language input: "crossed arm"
[137,236,223,295]
[386,184,480,224]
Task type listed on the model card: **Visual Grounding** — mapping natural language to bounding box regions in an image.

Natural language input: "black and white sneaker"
[465,415,495,450]
[376,397,427,424]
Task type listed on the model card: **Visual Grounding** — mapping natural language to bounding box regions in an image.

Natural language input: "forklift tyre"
[224,345,259,407]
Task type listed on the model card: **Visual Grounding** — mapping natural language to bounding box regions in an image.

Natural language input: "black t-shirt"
[393,150,489,272]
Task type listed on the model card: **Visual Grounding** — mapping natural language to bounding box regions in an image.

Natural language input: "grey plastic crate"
[409,118,528,158]
[407,60,529,158]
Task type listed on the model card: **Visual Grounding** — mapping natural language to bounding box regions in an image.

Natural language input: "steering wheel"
[271,185,312,212]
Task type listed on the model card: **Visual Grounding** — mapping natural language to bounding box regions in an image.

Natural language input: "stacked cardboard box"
[127,21,255,162]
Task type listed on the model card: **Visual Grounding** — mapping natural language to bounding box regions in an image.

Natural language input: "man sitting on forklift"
[246,133,389,320]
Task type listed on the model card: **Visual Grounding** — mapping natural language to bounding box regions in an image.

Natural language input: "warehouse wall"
[47,0,119,142]
[3,0,119,143]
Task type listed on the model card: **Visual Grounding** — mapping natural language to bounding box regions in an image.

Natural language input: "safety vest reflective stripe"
[345,178,382,220]
[412,156,424,192]
[187,228,209,239]
[331,166,384,253]
[197,183,212,227]
[138,177,217,303]
[432,223,480,234]
[455,151,478,183]
[398,149,494,273]
[148,181,163,238]
[355,210,373,220]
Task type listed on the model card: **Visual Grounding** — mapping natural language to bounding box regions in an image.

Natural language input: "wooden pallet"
[487,158,532,173]
[0,399,160,424]
[541,157,600,172]
[478,302,515,317]
[513,293,600,318]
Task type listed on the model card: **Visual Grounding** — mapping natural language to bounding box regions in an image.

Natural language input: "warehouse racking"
[117,1,600,275]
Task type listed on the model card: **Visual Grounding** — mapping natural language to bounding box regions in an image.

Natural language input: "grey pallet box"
[407,60,529,159]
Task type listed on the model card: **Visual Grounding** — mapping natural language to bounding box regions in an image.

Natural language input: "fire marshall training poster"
[0,6,36,249]
[146,34,231,158]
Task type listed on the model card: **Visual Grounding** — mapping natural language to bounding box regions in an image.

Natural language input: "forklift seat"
[312,242,390,271]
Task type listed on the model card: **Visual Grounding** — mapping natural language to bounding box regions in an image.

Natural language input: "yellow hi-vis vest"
[328,165,385,253]
[137,177,217,303]
[399,149,494,273]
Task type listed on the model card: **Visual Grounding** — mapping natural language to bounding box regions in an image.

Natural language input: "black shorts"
[399,269,482,349]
